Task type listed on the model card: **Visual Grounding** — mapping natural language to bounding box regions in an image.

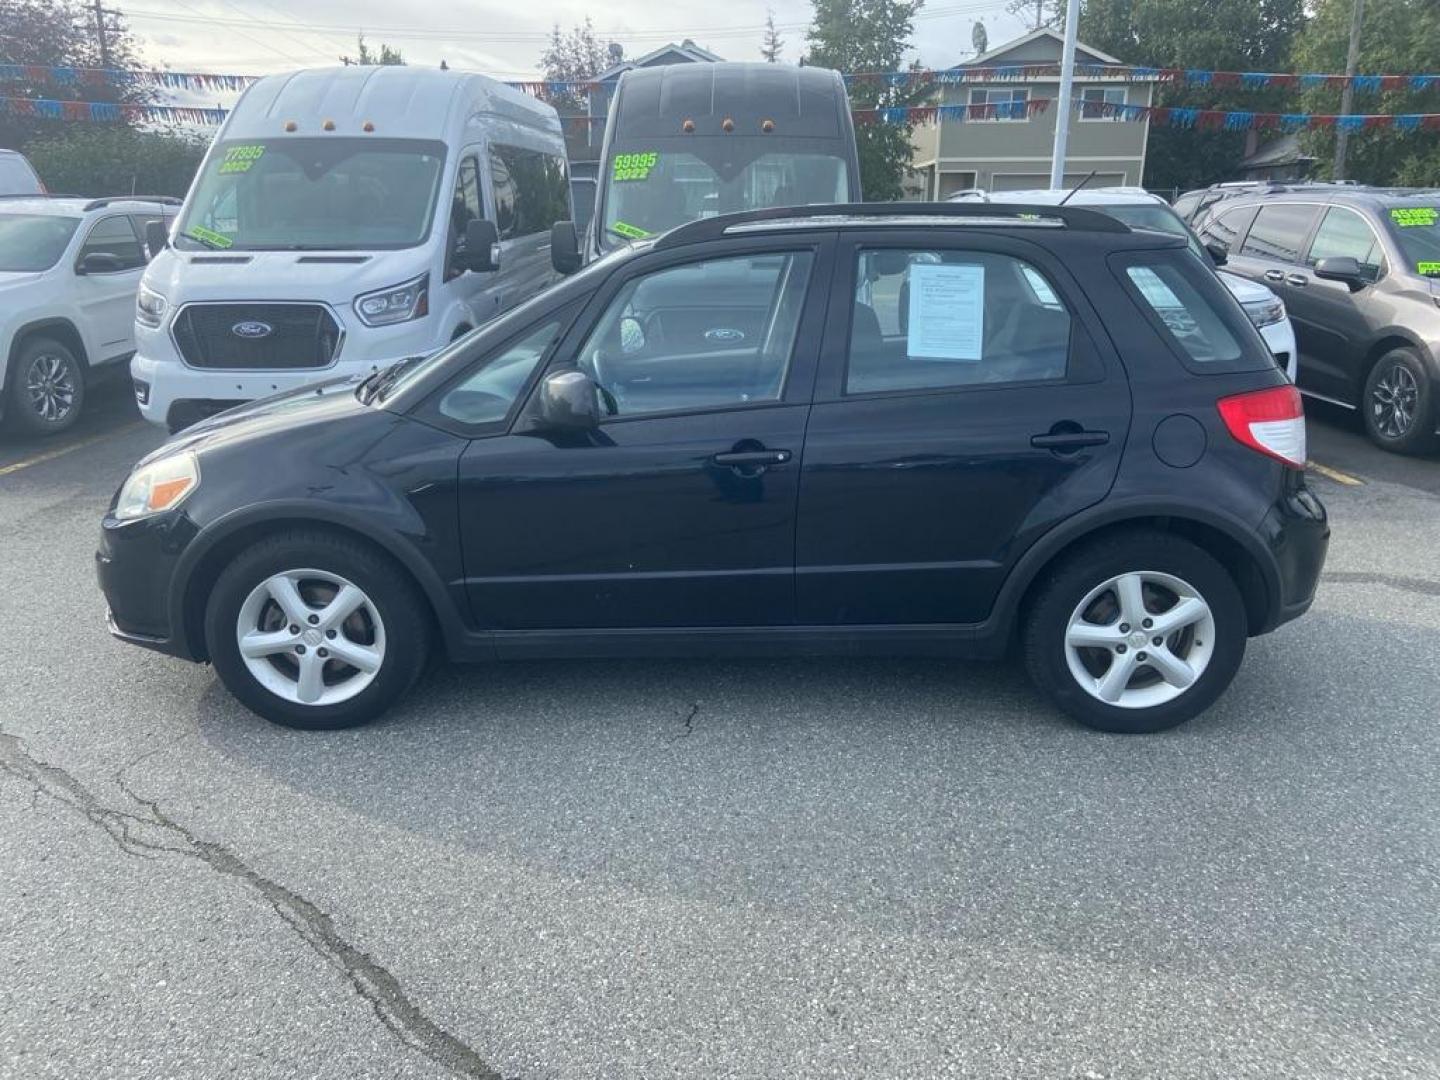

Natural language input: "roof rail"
[655,202,1130,249]
[82,195,183,211]
[0,192,82,200]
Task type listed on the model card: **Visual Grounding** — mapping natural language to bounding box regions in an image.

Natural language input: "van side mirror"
[77,252,125,275]
[145,219,169,259]
[1314,255,1365,291]
[535,369,601,430]
[551,220,581,275]
[1203,240,1228,267]
[462,219,500,273]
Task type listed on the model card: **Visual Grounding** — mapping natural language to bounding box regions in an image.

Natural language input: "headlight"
[353,273,429,327]
[1242,297,1286,329]
[136,283,168,328]
[114,453,199,521]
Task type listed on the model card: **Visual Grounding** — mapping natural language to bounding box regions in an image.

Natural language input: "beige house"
[910,28,1160,197]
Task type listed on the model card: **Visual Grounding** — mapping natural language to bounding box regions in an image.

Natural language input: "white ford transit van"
[133,66,570,431]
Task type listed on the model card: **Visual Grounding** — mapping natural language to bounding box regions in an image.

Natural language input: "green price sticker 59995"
[613,151,659,182]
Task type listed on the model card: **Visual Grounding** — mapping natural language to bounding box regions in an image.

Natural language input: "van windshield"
[600,143,850,248]
[175,138,446,252]
[1385,205,1440,276]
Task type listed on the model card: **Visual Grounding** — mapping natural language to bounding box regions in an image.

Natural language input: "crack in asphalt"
[0,731,506,1080]
[669,702,701,742]
[1324,570,1440,599]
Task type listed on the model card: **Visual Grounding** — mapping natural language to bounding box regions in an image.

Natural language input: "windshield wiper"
[358,356,423,404]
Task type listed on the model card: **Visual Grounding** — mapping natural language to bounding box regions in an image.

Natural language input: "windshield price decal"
[610,220,651,240]
[612,151,658,182]
[185,224,234,248]
[1390,207,1437,227]
[1418,261,1440,275]
[218,144,266,175]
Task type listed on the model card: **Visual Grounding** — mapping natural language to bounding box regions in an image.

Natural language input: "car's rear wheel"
[1023,532,1247,733]
[204,531,430,729]
[1362,348,1438,455]
[6,336,85,436]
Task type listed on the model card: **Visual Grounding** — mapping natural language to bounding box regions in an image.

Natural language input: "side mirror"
[145,219,169,259]
[1314,255,1365,291]
[551,220,581,275]
[535,369,601,430]
[462,219,500,273]
[1204,240,1228,267]
[77,252,125,275]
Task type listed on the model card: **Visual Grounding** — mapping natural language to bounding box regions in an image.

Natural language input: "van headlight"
[1242,297,1286,329]
[114,453,199,521]
[354,273,429,327]
[136,283,168,328]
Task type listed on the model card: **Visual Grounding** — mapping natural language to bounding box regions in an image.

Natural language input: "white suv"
[0,196,177,435]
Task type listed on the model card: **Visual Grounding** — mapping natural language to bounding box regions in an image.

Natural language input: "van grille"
[172,303,341,370]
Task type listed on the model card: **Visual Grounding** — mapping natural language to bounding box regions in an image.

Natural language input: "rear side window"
[1239,203,1320,263]
[1120,255,1268,373]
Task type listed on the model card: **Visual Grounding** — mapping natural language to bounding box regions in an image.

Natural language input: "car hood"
[0,270,43,291]
[141,248,430,307]
[1218,270,1277,304]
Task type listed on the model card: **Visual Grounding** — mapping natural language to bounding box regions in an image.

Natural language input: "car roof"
[1203,182,1440,210]
[0,194,179,215]
[974,187,1165,208]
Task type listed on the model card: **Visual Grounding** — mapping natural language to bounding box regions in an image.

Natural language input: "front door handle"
[1031,430,1110,452]
[712,449,792,468]
[1264,269,1285,283]
[1286,273,1308,287]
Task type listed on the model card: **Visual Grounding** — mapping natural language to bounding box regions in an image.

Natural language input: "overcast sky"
[124,0,1040,109]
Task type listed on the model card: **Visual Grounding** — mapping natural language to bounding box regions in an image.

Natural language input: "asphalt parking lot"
[3,380,1439,1079]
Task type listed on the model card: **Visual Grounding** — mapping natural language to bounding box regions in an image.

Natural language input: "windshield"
[600,143,850,248]
[0,214,80,271]
[175,138,446,252]
[1105,203,1208,260]
[1385,205,1440,276]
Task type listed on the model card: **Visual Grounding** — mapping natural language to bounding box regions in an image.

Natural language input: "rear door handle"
[712,449,792,467]
[1264,269,1285,282]
[1286,273,1308,287]
[1030,431,1110,451]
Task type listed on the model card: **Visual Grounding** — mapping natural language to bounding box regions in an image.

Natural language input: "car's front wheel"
[1023,532,1247,733]
[5,336,85,436]
[1362,348,1438,455]
[204,531,431,729]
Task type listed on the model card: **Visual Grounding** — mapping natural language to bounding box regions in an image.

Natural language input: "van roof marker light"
[682,119,695,133]
[322,118,336,131]
[362,120,375,132]
[284,120,297,132]
[762,119,775,132]
[721,117,735,132]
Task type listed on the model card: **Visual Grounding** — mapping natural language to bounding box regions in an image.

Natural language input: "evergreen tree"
[761,10,785,63]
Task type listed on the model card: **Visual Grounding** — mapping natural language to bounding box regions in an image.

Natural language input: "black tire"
[1362,348,1439,456]
[204,530,431,730]
[1023,531,1248,734]
[5,335,86,436]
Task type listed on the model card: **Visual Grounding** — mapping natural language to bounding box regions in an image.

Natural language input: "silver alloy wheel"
[26,352,77,423]
[235,569,386,707]
[1372,362,1418,439]
[1064,570,1216,710]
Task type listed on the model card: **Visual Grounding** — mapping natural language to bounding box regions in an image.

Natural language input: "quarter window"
[1197,204,1258,258]
[1239,203,1320,264]
[574,252,814,418]
[1125,263,1243,366]
[846,250,1071,395]
[78,216,144,271]
[1307,206,1384,282]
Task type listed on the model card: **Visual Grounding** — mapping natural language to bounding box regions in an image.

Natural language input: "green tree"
[1293,0,1440,184]
[0,0,149,151]
[761,10,785,62]
[540,19,624,112]
[1008,0,1066,31]
[1078,0,1307,189]
[339,34,405,66]
[804,0,923,201]
[25,125,207,197]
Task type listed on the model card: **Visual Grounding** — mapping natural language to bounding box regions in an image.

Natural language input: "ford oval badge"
[704,327,745,343]
[232,320,273,339]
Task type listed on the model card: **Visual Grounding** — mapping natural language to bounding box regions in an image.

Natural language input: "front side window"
[1383,204,1440,278]
[438,319,563,426]
[1198,204,1258,258]
[447,155,484,278]
[1124,261,1245,367]
[1307,206,1384,282]
[573,252,814,418]
[1080,86,1127,120]
[0,214,80,271]
[847,249,1071,395]
[79,216,145,271]
[1239,203,1320,264]
[175,138,446,252]
[969,87,1030,120]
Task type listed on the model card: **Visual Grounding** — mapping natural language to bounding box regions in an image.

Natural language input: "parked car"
[1171,181,1272,225]
[0,150,44,196]
[968,188,1298,379]
[98,203,1327,735]
[0,195,178,435]
[1195,184,1440,453]
[133,65,572,433]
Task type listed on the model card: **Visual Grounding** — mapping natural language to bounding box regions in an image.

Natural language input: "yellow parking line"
[1307,460,1364,486]
[0,423,143,478]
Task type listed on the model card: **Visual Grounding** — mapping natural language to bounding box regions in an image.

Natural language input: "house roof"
[957,26,1124,69]
[598,39,724,82]
[1239,134,1317,169]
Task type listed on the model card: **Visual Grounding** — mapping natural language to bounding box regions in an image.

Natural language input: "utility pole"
[1334,0,1365,181]
[92,0,111,67]
[1049,0,1081,187]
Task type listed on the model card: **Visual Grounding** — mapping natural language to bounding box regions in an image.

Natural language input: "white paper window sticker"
[906,263,985,361]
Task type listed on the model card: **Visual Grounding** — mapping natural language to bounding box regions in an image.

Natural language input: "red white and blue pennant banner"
[0,64,253,92]
[0,96,229,124]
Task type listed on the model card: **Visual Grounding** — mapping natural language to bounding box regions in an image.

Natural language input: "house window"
[968,87,1029,122]
[1080,86,1127,121]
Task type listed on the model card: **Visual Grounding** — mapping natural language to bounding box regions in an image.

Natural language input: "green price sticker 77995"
[218,144,266,175]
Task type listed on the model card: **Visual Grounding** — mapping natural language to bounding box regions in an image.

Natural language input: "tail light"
[1217,384,1306,468]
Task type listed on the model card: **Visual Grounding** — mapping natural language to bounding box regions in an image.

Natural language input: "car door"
[453,235,833,631]
[1286,204,1388,403]
[73,215,147,362]
[795,231,1131,626]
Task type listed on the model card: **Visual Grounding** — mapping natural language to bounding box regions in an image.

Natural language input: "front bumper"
[96,511,201,661]
[1259,317,1298,382]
